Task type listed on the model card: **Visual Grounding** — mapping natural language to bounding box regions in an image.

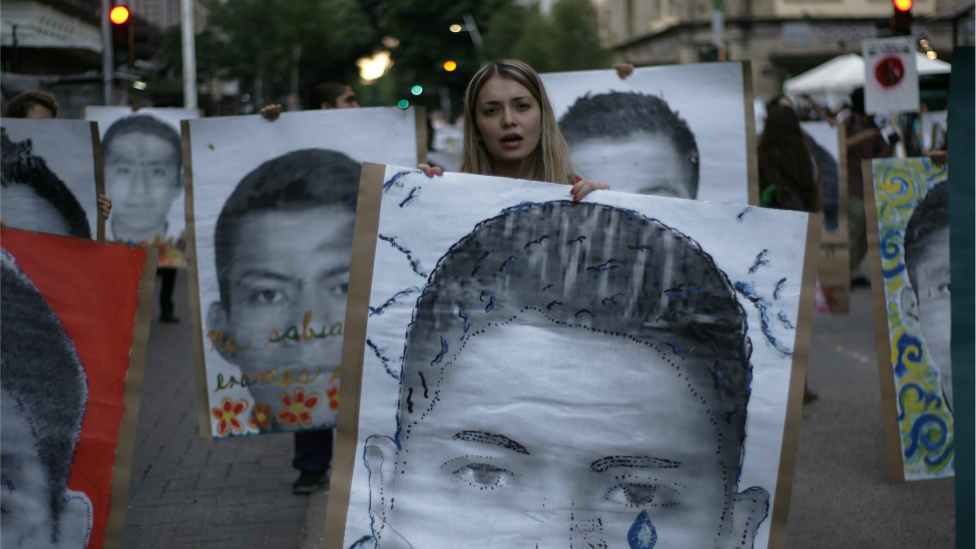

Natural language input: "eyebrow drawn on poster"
[325,166,820,549]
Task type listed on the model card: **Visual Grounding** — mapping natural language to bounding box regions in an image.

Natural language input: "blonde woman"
[422,59,609,201]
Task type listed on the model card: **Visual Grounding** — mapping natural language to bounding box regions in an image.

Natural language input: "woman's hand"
[260,104,284,121]
[571,179,610,201]
[419,164,444,177]
[97,194,112,220]
[613,63,635,79]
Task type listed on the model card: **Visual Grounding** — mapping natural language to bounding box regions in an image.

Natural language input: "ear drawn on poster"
[0,119,103,240]
[327,167,820,549]
[358,201,772,549]
[1,251,93,548]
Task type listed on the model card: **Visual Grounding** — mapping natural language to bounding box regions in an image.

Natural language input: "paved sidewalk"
[120,274,952,548]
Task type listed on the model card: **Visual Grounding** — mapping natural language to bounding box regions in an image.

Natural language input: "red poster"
[1,228,155,548]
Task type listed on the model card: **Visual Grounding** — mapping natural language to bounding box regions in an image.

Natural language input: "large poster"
[83,106,201,266]
[325,165,821,549]
[183,108,422,439]
[541,62,758,205]
[1,118,104,240]
[801,121,850,313]
[865,158,953,482]
[1,228,155,549]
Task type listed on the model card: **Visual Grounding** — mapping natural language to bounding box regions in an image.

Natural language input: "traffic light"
[110,6,130,24]
[891,0,912,36]
[111,6,155,66]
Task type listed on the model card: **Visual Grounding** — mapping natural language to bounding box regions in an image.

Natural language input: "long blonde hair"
[459,60,574,185]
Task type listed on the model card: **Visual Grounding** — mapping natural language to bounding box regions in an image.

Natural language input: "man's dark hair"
[1,251,88,542]
[214,149,361,309]
[851,87,866,116]
[904,180,949,293]
[1,128,91,238]
[307,78,351,110]
[394,200,751,482]
[102,115,182,185]
[558,92,700,197]
[2,89,59,118]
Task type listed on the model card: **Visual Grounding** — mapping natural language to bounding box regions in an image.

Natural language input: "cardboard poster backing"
[90,121,107,242]
[323,163,386,548]
[767,213,823,548]
[181,120,214,440]
[742,60,760,206]
[817,123,851,313]
[103,248,158,549]
[862,160,906,483]
[414,106,428,166]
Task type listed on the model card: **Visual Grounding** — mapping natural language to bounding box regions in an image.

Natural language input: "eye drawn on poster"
[1,251,93,548]
[84,106,200,266]
[0,119,101,239]
[540,63,755,205]
[0,229,154,549]
[868,158,952,481]
[330,168,819,549]
[185,108,420,438]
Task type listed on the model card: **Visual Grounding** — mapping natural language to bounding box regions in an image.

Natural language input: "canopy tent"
[783,52,951,110]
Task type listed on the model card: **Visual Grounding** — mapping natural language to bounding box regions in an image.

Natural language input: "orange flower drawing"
[327,386,339,411]
[212,397,249,437]
[277,387,322,428]
[249,402,272,430]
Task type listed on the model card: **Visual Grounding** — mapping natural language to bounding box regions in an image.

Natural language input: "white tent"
[783,52,951,110]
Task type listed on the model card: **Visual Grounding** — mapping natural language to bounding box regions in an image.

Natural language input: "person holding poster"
[421,59,609,201]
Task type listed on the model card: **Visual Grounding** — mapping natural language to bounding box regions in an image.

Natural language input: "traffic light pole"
[181,0,198,110]
[101,0,113,105]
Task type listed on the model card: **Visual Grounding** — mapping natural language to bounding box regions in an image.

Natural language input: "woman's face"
[474,75,542,175]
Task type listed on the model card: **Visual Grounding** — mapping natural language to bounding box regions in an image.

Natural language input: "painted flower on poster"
[249,402,272,430]
[212,397,249,436]
[277,388,322,428]
[328,386,339,411]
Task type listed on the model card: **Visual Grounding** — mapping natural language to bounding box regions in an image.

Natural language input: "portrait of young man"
[352,201,770,549]
[102,115,183,245]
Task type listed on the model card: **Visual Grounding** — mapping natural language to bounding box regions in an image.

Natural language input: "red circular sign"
[875,56,905,89]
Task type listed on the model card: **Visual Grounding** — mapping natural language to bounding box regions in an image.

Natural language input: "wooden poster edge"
[103,246,158,549]
[90,121,106,242]
[863,159,907,483]
[742,60,760,207]
[181,120,214,441]
[414,106,428,166]
[766,212,822,549]
[323,162,387,549]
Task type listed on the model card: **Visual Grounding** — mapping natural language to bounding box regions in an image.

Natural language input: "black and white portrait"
[337,167,817,549]
[0,120,100,238]
[1,250,93,548]
[541,63,754,205]
[185,108,420,438]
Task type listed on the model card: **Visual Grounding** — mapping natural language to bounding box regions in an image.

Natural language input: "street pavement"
[120,273,954,548]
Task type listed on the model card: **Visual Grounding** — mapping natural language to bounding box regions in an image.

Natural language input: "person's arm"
[97,194,112,220]
[260,104,284,121]
[846,127,882,147]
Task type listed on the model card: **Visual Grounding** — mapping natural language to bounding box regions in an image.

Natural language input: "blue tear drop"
[627,510,657,549]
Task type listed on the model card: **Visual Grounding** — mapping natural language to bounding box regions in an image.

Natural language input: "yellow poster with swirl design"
[871,158,952,481]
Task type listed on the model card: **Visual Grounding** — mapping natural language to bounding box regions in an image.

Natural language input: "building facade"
[596,0,972,100]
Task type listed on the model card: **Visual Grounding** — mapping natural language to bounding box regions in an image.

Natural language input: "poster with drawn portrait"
[801,121,850,313]
[324,164,821,549]
[1,118,104,240]
[1,228,155,549]
[83,106,201,267]
[183,108,423,439]
[540,62,758,206]
[865,158,953,482]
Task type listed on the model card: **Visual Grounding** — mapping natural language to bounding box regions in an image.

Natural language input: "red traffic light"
[893,0,912,11]
[110,6,130,24]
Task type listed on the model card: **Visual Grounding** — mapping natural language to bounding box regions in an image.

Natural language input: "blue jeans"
[293,429,333,472]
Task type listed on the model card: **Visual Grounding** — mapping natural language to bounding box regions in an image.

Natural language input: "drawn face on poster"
[186,109,420,437]
[338,169,816,549]
[870,159,952,480]
[85,106,199,266]
[0,120,99,239]
[800,121,842,233]
[1,251,92,548]
[541,64,751,204]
